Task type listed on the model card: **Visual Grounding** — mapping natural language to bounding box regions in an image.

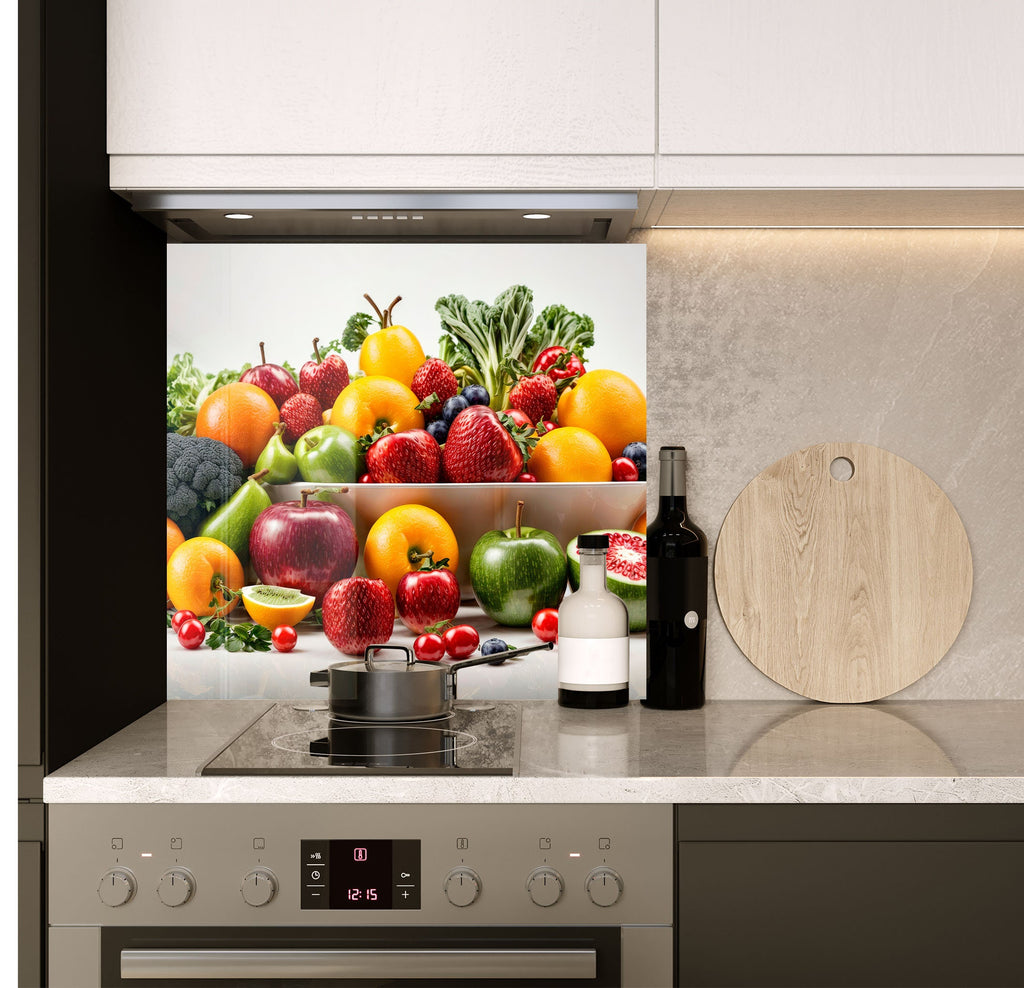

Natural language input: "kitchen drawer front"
[675,806,1024,987]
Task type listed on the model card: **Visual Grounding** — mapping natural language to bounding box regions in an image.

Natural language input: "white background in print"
[167,243,645,388]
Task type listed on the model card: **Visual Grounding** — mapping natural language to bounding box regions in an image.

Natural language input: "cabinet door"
[677,839,1024,987]
[108,0,655,157]
[659,0,1024,155]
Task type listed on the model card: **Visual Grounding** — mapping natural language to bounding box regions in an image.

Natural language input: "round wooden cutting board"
[714,442,972,703]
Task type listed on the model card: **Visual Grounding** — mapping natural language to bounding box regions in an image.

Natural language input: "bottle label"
[558,637,629,691]
[647,557,708,622]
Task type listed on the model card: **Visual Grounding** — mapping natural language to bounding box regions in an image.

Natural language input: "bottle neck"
[577,550,608,591]
[658,455,688,514]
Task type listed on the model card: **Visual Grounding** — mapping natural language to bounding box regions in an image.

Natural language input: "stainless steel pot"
[310,642,554,722]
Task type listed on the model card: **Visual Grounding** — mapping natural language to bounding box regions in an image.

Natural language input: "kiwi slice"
[242,584,312,604]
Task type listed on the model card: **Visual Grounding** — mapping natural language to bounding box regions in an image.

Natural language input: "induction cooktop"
[201,701,520,776]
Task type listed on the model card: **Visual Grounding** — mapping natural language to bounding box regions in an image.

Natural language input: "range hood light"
[523,212,552,220]
[223,212,254,220]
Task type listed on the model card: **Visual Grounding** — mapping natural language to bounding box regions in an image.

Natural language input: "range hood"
[117,191,639,243]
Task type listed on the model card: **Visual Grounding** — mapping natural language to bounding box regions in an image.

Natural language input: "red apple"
[249,490,358,604]
[322,578,394,656]
[240,342,299,409]
[396,560,460,633]
[300,337,350,410]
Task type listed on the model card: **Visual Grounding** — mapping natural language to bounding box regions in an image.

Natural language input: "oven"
[48,803,674,987]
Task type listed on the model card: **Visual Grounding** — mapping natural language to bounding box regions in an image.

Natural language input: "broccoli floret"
[167,434,245,537]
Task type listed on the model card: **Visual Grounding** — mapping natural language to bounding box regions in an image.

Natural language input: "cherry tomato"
[611,456,640,482]
[171,609,197,632]
[271,625,298,652]
[176,618,206,650]
[358,473,375,484]
[442,624,480,659]
[413,632,446,662]
[532,608,559,643]
[531,346,586,382]
[515,472,538,482]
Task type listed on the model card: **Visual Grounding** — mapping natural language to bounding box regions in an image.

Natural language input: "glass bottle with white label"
[557,533,630,708]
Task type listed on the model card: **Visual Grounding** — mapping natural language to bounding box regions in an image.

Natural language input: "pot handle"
[447,640,554,673]
[364,644,415,672]
[309,669,329,687]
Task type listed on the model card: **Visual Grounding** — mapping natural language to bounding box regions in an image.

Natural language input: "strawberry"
[442,405,537,483]
[411,358,459,421]
[300,337,350,410]
[508,374,557,425]
[279,392,324,445]
[322,577,395,656]
[362,427,441,484]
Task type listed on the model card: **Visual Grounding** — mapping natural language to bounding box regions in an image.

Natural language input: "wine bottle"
[643,446,708,709]
[558,533,630,708]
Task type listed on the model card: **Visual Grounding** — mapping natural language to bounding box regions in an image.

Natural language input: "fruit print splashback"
[166,244,648,701]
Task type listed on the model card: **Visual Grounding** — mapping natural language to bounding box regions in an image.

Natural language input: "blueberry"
[426,419,449,443]
[442,394,470,425]
[481,637,509,665]
[461,384,490,407]
[621,441,647,481]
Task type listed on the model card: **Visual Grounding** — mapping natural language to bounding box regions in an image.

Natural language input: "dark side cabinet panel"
[40,0,167,771]
[677,839,1024,987]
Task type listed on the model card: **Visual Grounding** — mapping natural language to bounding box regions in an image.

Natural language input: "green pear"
[198,468,272,567]
[255,422,298,484]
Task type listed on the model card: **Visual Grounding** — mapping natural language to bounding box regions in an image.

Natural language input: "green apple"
[469,500,567,626]
[294,424,361,483]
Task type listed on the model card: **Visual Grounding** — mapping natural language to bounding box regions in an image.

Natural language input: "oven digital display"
[301,839,420,909]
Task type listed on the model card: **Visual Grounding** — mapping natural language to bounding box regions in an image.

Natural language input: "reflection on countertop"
[43,699,1024,805]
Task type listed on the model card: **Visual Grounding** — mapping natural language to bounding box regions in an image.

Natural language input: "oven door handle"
[121,947,598,980]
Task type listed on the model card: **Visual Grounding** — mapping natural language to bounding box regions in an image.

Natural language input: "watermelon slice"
[566,529,646,632]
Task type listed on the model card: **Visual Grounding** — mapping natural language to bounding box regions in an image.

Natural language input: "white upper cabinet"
[657,0,1024,188]
[659,0,1024,154]
[108,0,656,189]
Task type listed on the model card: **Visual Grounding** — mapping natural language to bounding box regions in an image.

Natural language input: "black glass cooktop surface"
[201,701,520,775]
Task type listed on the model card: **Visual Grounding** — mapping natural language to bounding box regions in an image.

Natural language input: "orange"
[166,517,185,562]
[528,427,613,483]
[195,381,279,467]
[632,511,647,534]
[363,504,459,601]
[359,326,426,388]
[167,536,245,617]
[330,376,424,439]
[556,369,646,460]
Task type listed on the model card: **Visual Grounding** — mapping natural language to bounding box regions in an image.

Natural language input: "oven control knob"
[585,867,623,907]
[444,867,481,907]
[241,867,278,907]
[97,868,136,907]
[157,868,196,907]
[526,867,564,907]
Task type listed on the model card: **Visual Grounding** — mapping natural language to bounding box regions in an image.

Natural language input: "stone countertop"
[43,699,1024,804]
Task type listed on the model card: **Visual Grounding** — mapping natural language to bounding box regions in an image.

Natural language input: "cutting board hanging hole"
[829,456,854,481]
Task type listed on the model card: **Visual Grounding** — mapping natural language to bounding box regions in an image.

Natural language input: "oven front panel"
[48,803,673,928]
